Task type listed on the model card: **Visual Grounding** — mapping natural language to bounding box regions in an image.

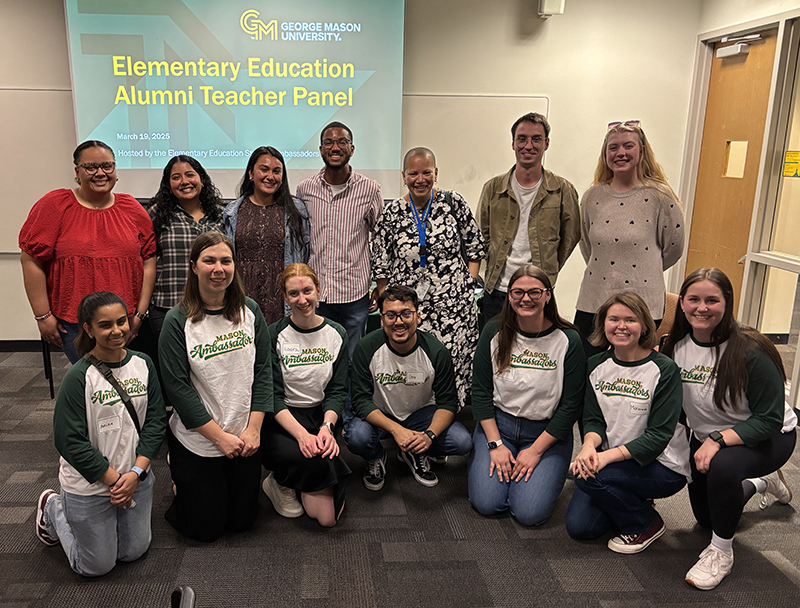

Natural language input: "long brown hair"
[593,123,680,203]
[661,267,786,410]
[494,265,575,373]
[181,232,246,324]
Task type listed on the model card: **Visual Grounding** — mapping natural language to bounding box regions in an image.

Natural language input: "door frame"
[676,8,800,407]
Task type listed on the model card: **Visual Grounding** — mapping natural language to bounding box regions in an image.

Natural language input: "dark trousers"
[481,289,507,324]
[165,430,261,542]
[688,430,796,539]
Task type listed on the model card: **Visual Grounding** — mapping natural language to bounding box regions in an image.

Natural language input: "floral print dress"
[371,190,486,407]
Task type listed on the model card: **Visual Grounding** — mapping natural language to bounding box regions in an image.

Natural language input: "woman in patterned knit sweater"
[575,121,685,358]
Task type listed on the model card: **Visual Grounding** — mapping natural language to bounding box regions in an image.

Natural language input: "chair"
[41,338,54,399]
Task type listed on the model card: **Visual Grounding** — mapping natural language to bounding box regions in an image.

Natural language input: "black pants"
[165,430,261,542]
[481,289,506,324]
[688,430,796,538]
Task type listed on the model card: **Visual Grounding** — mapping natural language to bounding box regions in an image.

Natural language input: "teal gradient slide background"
[65,0,404,169]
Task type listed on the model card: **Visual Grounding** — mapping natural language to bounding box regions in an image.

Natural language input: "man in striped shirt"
[296,121,383,358]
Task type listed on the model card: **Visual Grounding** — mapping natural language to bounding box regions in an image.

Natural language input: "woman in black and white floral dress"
[371,147,486,407]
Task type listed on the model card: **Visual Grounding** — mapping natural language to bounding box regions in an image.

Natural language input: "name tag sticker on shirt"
[629,401,649,416]
[500,367,515,380]
[415,278,430,301]
[98,415,121,433]
[406,372,424,385]
[283,343,302,356]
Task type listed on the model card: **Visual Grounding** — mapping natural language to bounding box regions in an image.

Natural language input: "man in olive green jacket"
[478,112,580,321]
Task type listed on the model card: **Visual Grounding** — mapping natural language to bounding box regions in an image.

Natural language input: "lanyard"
[408,191,434,267]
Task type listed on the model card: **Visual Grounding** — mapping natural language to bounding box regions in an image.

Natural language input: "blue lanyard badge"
[408,191,434,267]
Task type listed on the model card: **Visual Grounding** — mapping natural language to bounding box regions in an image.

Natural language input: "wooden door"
[685,31,777,300]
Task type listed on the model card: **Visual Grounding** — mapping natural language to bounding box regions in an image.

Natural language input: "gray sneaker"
[759,469,792,509]
[262,472,303,518]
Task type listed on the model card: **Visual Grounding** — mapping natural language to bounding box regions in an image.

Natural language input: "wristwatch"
[133,310,146,321]
[131,465,148,481]
[320,421,335,434]
[424,429,437,442]
[487,439,504,450]
[709,431,727,448]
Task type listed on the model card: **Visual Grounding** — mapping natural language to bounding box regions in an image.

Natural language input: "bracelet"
[617,446,626,461]
[133,310,146,321]
[111,472,123,487]
[34,311,53,322]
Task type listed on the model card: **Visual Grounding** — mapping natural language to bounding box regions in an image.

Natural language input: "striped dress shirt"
[296,168,383,303]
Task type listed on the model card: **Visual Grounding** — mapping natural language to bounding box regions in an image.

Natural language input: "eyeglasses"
[76,161,116,174]
[514,135,545,146]
[509,288,549,301]
[607,120,641,130]
[321,138,352,149]
[381,309,416,322]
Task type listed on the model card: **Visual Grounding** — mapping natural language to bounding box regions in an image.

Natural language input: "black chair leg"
[41,338,54,399]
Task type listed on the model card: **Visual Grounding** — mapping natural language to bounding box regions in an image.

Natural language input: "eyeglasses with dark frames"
[76,161,116,174]
[509,288,549,301]
[381,309,416,322]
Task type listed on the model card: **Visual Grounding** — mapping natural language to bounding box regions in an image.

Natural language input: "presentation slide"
[64,0,404,169]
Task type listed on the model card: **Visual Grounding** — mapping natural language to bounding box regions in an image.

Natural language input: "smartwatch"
[131,466,148,481]
[487,439,504,450]
[424,429,437,442]
[709,431,727,448]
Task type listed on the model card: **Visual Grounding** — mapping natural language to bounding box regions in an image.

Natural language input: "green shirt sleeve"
[624,354,683,465]
[268,320,288,414]
[158,306,213,429]
[544,328,586,442]
[351,330,381,419]
[732,348,785,446]
[582,353,609,443]
[136,353,168,460]
[471,320,498,420]
[425,333,459,414]
[323,323,349,417]
[53,361,110,484]
[247,299,274,414]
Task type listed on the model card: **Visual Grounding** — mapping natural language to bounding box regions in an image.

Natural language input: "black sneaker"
[400,451,438,487]
[363,453,387,491]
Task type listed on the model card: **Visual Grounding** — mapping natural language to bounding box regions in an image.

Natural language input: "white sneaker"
[262,472,303,518]
[759,469,792,509]
[685,544,734,590]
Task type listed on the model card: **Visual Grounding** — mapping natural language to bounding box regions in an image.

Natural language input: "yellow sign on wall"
[784,151,800,177]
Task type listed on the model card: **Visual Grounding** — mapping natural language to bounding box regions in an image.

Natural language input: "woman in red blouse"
[19,141,156,363]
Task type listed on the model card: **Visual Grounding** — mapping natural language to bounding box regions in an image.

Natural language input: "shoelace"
[368,458,384,477]
[278,483,296,499]
[697,547,724,573]
[413,454,431,473]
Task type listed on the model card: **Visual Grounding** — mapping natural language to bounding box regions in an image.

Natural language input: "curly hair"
[149,156,223,238]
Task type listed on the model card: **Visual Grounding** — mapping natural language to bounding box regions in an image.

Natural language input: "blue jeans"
[317,294,370,360]
[44,473,155,577]
[565,459,686,539]
[343,404,472,461]
[468,411,572,526]
[55,317,81,364]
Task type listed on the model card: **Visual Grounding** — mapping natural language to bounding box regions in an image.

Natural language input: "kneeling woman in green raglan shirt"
[566,291,690,554]
[260,263,351,526]
[35,291,167,576]
[468,264,585,526]
[159,232,273,542]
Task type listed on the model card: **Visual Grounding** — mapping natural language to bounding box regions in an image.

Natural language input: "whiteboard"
[400,94,549,211]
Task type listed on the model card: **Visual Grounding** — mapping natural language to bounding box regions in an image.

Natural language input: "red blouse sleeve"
[18,189,72,262]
